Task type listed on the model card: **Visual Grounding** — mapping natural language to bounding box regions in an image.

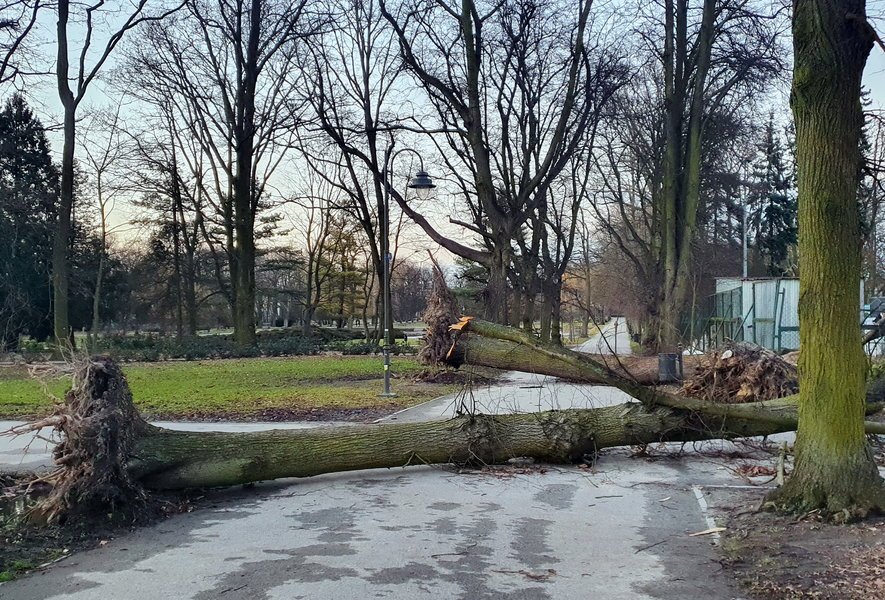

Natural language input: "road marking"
[691,485,721,544]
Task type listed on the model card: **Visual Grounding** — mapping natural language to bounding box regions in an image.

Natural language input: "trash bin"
[658,353,682,382]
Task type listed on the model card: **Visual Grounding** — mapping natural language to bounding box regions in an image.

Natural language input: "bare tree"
[378,0,625,325]
[654,0,784,348]
[79,106,127,345]
[122,0,321,344]
[119,92,209,339]
[301,0,416,343]
[52,0,183,347]
[586,0,785,349]
[289,171,338,335]
[0,0,41,86]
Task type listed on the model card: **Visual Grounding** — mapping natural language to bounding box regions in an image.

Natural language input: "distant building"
[709,277,866,352]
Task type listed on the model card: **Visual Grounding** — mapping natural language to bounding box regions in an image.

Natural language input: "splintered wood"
[681,342,798,403]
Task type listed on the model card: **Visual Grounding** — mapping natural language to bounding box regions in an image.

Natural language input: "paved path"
[3,451,753,600]
[576,316,633,355]
[382,317,635,424]
[381,370,635,424]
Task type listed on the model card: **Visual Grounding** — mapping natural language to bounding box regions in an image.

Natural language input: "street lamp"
[380,146,435,397]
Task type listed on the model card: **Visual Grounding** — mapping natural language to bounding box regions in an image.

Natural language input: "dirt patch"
[714,487,885,599]
[414,367,503,385]
[0,474,199,582]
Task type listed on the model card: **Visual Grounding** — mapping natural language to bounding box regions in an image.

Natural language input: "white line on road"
[692,485,721,544]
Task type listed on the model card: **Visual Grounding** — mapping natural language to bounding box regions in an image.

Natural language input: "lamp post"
[380,145,435,397]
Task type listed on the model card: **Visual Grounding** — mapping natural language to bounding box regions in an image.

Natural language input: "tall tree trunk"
[484,246,510,325]
[231,0,261,346]
[52,0,74,348]
[538,291,552,343]
[521,286,535,333]
[184,249,198,337]
[171,202,184,340]
[582,263,592,337]
[656,0,715,351]
[766,0,885,516]
[550,282,563,347]
[90,173,106,347]
[91,253,104,344]
[302,254,315,336]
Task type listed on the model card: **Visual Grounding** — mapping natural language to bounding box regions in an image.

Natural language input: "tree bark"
[230,0,261,346]
[765,0,885,517]
[129,401,791,490]
[52,0,74,349]
[447,334,704,384]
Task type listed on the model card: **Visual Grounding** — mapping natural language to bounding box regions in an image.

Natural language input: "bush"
[89,332,324,361]
[11,327,411,362]
[340,342,380,355]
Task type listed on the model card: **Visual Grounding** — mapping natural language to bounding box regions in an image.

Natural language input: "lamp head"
[408,169,435,200]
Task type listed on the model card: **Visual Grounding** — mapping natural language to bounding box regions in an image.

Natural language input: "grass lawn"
[0,356,458,420]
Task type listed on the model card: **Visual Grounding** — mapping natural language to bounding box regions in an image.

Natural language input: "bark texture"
[447,334,705,384]
[52,0,74,348]
[765,0,885,517]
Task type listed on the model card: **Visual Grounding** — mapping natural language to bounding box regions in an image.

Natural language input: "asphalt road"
[2,451,754,600]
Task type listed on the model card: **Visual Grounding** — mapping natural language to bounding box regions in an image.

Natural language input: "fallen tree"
[446,334,707,384]
[11,319,885,523]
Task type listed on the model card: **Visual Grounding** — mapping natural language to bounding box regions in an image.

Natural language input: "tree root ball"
[30,357,150,525]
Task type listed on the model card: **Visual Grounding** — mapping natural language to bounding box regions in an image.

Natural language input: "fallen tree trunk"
[19,355,803,513]
[131,400,789,490]
[446,335,705,384]
[444,318,885,430]
[19,317,885,522]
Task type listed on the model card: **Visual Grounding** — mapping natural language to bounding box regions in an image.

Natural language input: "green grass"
[0,559,35,582]
[0,356,453,420]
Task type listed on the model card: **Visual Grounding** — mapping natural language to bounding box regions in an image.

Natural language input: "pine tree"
[0,94,59,349]
[750,114,798,276]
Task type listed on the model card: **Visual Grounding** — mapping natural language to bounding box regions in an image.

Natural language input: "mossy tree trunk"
[765,0,885,516]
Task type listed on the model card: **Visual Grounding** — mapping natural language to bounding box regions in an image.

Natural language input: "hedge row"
[16,328,417,362]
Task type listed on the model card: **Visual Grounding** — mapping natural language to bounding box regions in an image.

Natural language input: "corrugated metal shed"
[712,277,864,351]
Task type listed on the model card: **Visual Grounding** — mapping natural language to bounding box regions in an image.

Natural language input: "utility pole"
[742,160,749,279]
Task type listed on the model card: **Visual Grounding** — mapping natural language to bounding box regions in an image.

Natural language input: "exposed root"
[418,258,461,368]
[682,341,798,403]
[27,357,151,525]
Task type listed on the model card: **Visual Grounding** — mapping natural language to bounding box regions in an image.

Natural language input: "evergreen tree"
[0,94,59,349]
[750,114,798,276]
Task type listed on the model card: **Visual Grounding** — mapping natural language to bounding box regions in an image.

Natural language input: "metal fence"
[687,279,799,353]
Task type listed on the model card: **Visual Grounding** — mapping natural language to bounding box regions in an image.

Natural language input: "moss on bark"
[763,0,885,517]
